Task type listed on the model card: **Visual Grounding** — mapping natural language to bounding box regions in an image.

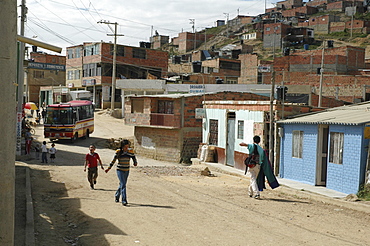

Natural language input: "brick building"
[150,34,169,49]
[66,42,168,108]
[305,0,335,7]
[238,53,272,84]
[26,52,66,105]
[263,23,314,49]
[345,19,370,34]
[298,14,341,34]
[228,15,254,26]
[326,1,363,12]
[168,57,241,85]
[282,6,318,17]
[263,23,291,48]
[124,92,271,163]
[262,46,368,103]
[276,0,303,9]
[172,32,214,53]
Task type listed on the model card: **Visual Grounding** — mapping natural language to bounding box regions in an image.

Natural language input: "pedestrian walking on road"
[240,135,279,199]
[41,107,46,123]
[105,139,138,206]
[49,143,57,163]
[240,136,264,199]
[84,144,104,190]
[25,128,33,155]
[41,141,48,163]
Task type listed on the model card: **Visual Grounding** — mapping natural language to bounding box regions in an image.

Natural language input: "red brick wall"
[134,127,182,162]
[327,1,346,11]
[238,53,260,84]
[330,22,345,33]
[177,32,214,53]
[31,52,66,65]
[264,23,291,35]
[306,0,330,7]
[274,46,365,70]
[282,6,318,17]
[134,126,202,163]
[67,43,168,75]
[310,93,347,107]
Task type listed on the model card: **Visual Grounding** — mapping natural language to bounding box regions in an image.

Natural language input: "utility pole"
[224,13,229,38]
[269,30,276,169]
[318,39,325,107]
[98,20,124,109]
[16,0,27,156]
[189,19,195,50]
[204,28,207,50]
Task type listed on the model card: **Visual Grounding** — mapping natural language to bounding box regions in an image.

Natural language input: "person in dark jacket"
[240,135,265,199]
[240,136,280,199]
[106,139,138,206]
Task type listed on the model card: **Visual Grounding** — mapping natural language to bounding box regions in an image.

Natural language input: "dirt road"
[19,111,369,246]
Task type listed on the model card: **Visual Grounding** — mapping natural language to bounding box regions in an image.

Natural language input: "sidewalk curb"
[193,159,370,213]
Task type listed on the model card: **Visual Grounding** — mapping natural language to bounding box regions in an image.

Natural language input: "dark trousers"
[87,167,98,185]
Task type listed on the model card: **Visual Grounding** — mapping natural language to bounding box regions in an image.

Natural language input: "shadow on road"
[126,203,176,209]
[21,136,113,167]
[267,198,311,204]
[29,168,126,245]
[50,136,110,149]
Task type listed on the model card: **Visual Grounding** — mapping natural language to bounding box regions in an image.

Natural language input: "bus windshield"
[45,107,74,125]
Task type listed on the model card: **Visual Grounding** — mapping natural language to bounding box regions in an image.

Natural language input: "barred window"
[33,71,44,79]
[133,48,146,59]
[329,132,344,164]
[292,130,303,158]
[158,100,174,114]
[237,120,244,139]
[209,119,218,145]
[67,71,74,80]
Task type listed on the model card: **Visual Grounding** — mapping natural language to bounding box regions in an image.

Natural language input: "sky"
[18,0,275,55]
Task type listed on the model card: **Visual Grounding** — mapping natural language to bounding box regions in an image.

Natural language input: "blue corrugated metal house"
[278,102,370,194]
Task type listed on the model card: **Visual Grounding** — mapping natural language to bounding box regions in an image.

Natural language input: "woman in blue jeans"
[106,140,138,206]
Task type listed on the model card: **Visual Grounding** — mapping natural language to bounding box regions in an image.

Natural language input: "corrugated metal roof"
[278,102,370,125]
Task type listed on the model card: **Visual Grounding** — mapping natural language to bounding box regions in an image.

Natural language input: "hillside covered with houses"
[22,0,370,195]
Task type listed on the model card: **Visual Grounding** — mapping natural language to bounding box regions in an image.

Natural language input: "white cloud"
[19,0,273,55]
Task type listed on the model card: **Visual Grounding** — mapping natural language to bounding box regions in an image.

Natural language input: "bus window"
[73,110,78,123]
[46,108,73,124]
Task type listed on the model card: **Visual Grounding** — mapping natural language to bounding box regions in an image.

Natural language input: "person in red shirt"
[84,144,104,189]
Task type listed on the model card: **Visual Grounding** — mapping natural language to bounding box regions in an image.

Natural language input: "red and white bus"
[44,100,94,142]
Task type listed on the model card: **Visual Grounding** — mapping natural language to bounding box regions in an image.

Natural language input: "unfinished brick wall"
[238,53,259,84]
[31,52,66,64]
[330,22,346,33]
[134,127,181,162]
[134,126,201,163]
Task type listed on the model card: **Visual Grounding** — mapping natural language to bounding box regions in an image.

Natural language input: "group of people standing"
[35,141,57,163]
[84,140,138,206]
